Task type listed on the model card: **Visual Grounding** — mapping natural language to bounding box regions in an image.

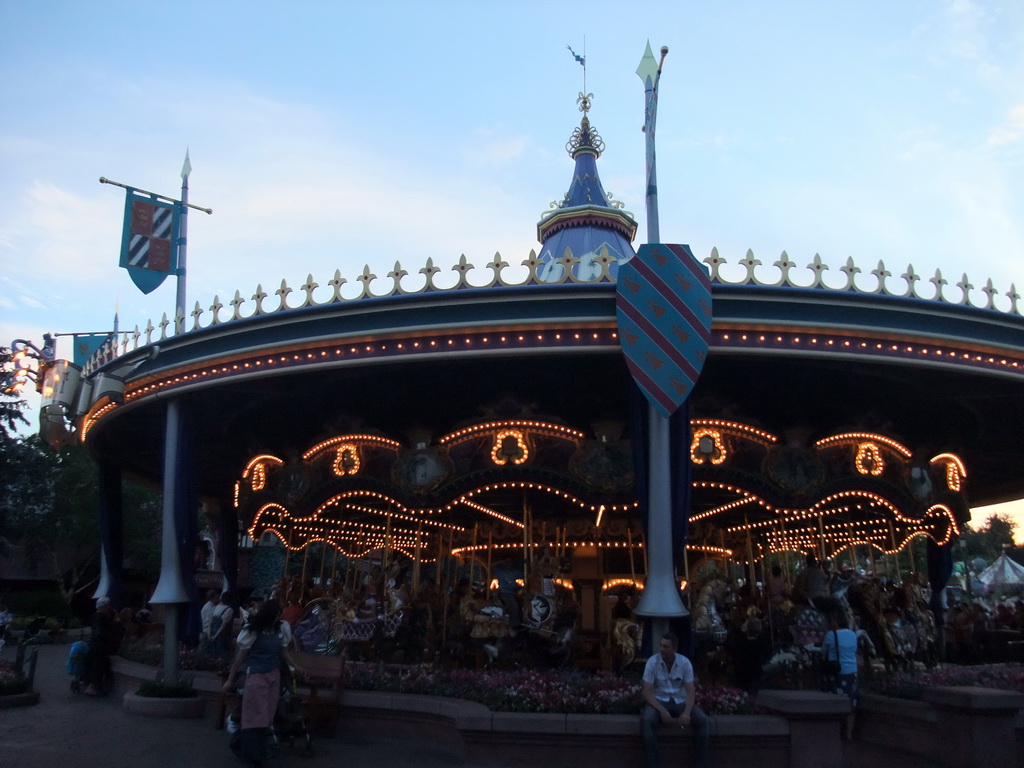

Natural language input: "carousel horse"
[846,578,933,669]
[692,578,728,644]
[612,618,642,669]
[479,589,577,667]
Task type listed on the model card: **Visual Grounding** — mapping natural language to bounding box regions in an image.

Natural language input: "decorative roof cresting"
[82,248,1024,376]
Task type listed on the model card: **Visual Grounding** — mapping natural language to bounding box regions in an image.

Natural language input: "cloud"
[987,103,1024,149]
[462,129,530,166]
[0,181,121,284]
[942,0,1001,79]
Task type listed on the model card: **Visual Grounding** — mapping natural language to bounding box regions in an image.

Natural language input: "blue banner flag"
[119,188,180,294]
[72,333,111,368]
[567,45,585,66]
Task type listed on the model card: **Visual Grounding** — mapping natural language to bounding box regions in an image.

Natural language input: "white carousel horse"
[693,579,728,644]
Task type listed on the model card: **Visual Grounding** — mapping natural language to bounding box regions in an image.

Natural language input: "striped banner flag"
[616,244,713,418]
[119,189,180,294]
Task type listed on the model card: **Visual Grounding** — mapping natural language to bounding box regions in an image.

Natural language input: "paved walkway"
[2,642,942,768]
[0,642,488,768]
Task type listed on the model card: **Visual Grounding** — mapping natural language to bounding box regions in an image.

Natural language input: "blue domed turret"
[537,94,637,282]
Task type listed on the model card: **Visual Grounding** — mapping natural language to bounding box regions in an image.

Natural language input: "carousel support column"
[628,525,637,585]
[634,408,688,642]
[522,493,530,596]
[779,519,790,583]
[868,542,877,577]
[95,460,124,607]
[890,521,903,583]
[435,533,443,586]
[149,399,191,684]
[471,523,478,589]
[760,540,770,606]
[330,546,339,591]
[486,528,493,599]
[283,530,292,583]
[300,546,310,603]
[445,525,454,591]
[383,514,393,588]
[412,521,423,596]
[817,514,826,561]
[318,540,327,587]
[744,515,757,595]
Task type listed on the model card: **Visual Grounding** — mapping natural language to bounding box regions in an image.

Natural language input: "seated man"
[641,632,710,768]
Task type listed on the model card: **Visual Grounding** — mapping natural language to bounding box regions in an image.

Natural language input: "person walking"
[84,597,119,695]
[222,599,300,767]
[821,610,858,740]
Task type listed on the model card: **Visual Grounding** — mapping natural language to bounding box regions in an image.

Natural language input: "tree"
[0,345,33,554]
[1,346,163,611]
[959,513,1017,563]
[8,438,100,606]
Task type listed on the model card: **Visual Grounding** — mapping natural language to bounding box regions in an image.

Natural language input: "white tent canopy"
[977,553,1024,588]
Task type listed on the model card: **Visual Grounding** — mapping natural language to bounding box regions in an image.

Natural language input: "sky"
[1,1,1023,534]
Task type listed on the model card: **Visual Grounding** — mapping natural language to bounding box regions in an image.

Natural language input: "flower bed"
[118,636,229,675]
[867,663,1024,700]
[345,664,757,715]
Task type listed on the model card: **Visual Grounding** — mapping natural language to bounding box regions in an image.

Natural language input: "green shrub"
[0,661,29,696]
[6,590,69,619]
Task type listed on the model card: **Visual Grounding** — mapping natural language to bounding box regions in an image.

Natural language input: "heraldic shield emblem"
[616,243,713,418]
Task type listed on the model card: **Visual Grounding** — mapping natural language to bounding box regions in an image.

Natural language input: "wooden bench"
[292,650,346,736]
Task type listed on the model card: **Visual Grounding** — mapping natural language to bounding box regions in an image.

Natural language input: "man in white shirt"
[200,589,220,639]
[641,632,710,768]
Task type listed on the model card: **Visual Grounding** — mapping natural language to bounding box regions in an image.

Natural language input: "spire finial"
[577,91,593,117]
[566,93,604,157]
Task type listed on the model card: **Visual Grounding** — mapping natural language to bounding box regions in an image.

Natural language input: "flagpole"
[631,42,685,645]
[640,42,669,244]
[176,151,191,331]
[149,150,194,685]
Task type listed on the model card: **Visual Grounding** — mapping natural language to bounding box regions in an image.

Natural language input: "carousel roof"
[70,88,1024,569]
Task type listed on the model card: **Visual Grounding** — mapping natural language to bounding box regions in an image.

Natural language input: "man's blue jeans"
[641,701,710,768]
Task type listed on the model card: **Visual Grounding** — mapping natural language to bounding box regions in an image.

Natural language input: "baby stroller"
[227,666,313,758]
[271,675,313,758]
[66,640,89,693]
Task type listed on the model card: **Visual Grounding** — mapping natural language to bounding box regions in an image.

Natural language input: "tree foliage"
[0,351,162,609]
[959,513,1017,563]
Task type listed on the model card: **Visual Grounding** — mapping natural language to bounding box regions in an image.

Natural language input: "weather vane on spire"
[567,41,586,94]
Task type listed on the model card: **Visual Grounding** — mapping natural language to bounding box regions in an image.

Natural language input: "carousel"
[62,90,1024,672]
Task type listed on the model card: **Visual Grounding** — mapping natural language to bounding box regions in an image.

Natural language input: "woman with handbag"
[821,610,858,740]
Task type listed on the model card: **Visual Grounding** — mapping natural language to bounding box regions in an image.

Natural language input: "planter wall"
[108,656,1024,768]
[858,687,1024,768]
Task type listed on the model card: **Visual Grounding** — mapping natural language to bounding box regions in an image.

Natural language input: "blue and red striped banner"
[119,189,180,294]
[616,244,712,418]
